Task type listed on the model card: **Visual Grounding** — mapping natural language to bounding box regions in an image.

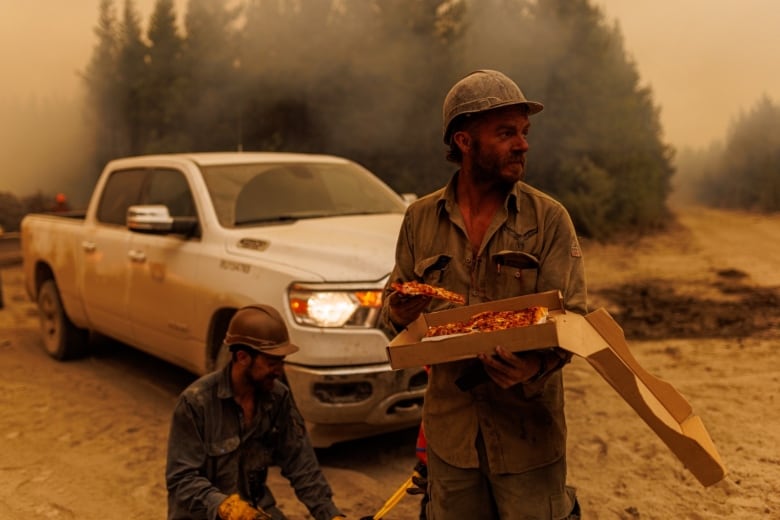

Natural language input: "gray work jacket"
[165,363,342,520]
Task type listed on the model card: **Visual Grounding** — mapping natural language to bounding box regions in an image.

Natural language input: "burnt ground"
[594,268,780,340]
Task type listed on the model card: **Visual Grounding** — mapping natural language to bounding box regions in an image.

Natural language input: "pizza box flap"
[577,309,726,487]
[385,293,727,487]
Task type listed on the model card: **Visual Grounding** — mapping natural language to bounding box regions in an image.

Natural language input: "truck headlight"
[288,284,384,328]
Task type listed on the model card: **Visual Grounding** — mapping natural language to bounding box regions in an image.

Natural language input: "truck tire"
[37,279,89,360]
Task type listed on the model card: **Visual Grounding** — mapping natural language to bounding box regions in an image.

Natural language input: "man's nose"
[513,134,529,151]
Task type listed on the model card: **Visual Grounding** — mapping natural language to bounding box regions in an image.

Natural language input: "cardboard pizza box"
[387,290,567,367]
[385,290,727,487]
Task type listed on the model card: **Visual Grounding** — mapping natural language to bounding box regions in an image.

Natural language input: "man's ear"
[235,349,252,366]
[452,130,471,152]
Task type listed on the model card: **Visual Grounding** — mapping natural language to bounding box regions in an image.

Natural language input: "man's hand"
[478,346,544,389]
[218,494,272,520]
[387,290,431,328]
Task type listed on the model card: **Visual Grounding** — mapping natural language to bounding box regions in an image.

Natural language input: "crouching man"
[166,304,345,520]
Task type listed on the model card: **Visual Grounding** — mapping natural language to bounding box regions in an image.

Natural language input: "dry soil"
[0,205,778,519]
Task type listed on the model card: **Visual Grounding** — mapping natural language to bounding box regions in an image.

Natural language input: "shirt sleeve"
[537,204,588,316]
[165,396,228,520]
[274,394,343,520]
[378,211,418,338]
[517,202,585,395]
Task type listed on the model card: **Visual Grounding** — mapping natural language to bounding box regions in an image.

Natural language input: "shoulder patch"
[570,240,582,258]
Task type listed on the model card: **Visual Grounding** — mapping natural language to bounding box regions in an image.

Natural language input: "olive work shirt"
[165,362,342,520]
[380,174,587,474]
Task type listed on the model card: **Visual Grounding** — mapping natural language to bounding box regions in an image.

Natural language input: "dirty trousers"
[426,433,577,519]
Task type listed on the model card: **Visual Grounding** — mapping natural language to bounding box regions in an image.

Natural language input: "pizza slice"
[424,306,548,338]
[390,281,466,305]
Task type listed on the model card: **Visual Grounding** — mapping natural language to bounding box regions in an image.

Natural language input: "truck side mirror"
[127,205,198,236]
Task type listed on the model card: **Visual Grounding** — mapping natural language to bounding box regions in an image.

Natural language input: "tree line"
[3,0,676,239]
[675,95,780,212]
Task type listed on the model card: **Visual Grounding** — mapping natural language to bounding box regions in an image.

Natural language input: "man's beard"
[471,139,525,187]
[255,375,277,394]
[242,365,276,394]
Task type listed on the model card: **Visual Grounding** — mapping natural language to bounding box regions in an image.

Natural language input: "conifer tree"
[182,0,242,151]
[453,0,673,236]
[82,0,122,173]
[711,96,780,211]
[116,0,149,155]
[146,0,187,151]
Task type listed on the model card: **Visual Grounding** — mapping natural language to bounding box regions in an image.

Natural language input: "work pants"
[426,433,577,519]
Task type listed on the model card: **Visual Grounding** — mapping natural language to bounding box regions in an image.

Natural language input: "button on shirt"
[380,174,587,474]
[166,363,342,520]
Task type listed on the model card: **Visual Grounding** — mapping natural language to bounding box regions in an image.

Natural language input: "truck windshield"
[200,161,407,228]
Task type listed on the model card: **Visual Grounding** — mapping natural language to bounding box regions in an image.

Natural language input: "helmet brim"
[443,100,544,144]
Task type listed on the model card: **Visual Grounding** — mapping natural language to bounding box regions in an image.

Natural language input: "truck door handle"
[128,250,146,263]
[82,241,97,253]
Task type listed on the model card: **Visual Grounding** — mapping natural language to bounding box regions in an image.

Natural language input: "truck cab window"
[96,170,145,225]
[142,169,196,218]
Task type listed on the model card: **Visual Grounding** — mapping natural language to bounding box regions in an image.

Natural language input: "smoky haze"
[592,0,780,149]
[1,0,779,204]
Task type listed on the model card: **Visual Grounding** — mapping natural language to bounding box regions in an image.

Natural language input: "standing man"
[166,304,345,520]
[380,69,586,519]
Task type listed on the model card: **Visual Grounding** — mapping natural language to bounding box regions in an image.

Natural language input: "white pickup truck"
[21,152,425,446]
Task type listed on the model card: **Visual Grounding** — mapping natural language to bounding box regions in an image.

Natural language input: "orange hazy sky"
[1,0,779,149]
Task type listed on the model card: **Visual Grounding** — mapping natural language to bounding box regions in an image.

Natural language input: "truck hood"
[225,213,403,282]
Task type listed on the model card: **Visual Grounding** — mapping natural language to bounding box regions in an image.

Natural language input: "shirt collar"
[435,172,457,216]
[217,361,234,400]
[436,170,522,214]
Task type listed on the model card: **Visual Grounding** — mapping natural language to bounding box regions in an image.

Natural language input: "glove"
[218,493,272,520]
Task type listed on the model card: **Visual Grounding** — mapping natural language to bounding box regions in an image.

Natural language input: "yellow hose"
[370,470,421,519]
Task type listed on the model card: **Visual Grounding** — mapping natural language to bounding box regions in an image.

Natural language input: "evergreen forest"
[77,0,677,240]
[4,0,778,238]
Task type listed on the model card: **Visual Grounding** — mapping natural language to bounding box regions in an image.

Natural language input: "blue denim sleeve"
[165,396,227,520]
[274,393,343,520]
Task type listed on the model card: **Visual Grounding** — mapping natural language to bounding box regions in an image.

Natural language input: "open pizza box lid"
[386,290,727,487]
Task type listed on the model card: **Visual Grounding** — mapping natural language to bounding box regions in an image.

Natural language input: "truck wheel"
[37,279,89,360]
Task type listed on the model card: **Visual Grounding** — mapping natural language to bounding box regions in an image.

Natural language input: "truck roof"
[107,152,352,168]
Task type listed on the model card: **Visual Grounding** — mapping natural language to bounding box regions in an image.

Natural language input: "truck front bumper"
[284,362,427,447]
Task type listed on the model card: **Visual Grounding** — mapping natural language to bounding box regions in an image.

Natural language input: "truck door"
[126,168,202,370]
[81,169,141,344]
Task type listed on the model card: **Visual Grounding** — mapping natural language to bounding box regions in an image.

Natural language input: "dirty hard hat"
[224,304,299,357]
[442,69,544,144]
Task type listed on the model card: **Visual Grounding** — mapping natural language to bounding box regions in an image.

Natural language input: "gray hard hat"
[442,69,544,144]
[224,304,299,357]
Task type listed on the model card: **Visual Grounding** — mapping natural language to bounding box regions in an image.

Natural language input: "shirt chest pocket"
[206,435,241,490]
[207,435,240,458]
[206,435,273,479]
[487,250,540,298]
[414,254,452,286]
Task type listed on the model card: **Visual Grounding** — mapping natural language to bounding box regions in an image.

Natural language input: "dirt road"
[1,206,778,519]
